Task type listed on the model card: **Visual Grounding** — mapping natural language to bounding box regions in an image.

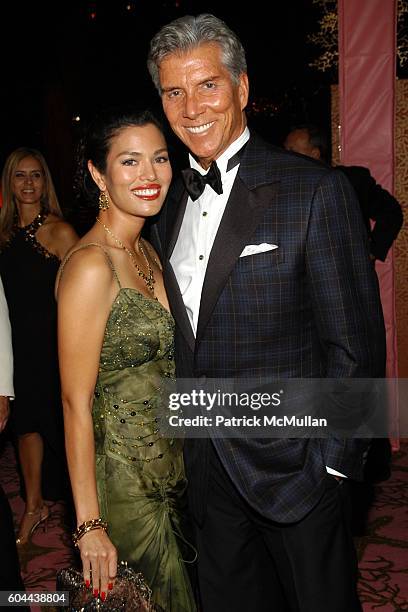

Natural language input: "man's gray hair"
[147,13,247,94]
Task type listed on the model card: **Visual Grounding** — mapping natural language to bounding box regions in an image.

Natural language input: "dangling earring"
[98,191,110,211]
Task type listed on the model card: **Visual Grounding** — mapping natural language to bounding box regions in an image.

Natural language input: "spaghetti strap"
[57,242,122,290]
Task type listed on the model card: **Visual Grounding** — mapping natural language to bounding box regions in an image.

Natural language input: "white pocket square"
[240,243,278,258]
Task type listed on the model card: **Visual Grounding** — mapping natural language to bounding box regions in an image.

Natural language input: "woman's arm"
[57,247,117,597]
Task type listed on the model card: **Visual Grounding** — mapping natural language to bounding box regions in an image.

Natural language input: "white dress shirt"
[171,128,250,335]
[0,276,14,398]
[170,128,345,479]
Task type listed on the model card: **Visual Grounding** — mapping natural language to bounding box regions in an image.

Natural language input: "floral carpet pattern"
[0,439,75,612]
[356,444,408,611]
[0,439,407,611]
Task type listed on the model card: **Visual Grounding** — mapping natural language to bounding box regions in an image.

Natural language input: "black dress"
[0,210,67,501]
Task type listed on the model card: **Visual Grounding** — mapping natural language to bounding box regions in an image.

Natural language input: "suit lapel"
[196,177,280,344]
[162,184,196,353]
[164,264,196,353]
[167,188,188,259]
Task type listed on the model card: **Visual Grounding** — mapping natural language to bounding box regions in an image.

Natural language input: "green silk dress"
[61,244,196,612]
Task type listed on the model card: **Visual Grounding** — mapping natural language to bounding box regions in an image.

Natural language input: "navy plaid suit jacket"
[153,133,386,524]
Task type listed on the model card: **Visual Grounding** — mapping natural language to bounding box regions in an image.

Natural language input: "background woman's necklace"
[96,217,155,294]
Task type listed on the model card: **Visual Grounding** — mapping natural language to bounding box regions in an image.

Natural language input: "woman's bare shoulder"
[57,243,114,294]
[62,241,110,269]
[49,217,77,235]
[42,215,79,258]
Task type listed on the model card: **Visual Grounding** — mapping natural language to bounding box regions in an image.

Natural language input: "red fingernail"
[93,589,99,597]
[108,582,113,591]
[85,580,90,588]
[101,592,106,601]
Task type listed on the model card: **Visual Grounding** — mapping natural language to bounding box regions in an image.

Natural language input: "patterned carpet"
[356,443,408,611]
[0,438,407,612]
[0,437,75,612]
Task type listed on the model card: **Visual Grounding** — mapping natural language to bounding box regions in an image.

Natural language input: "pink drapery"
[338,0,399,448]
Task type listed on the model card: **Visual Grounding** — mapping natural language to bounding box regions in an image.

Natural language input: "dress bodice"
[99,287,174,372]
[0,210,60,339]
[93,287,180,474]
[58,243,182,477]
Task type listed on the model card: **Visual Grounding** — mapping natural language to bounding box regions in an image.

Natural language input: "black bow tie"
[181,161,223,201]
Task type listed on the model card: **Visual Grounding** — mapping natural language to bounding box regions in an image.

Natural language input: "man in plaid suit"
[148,13,385,612]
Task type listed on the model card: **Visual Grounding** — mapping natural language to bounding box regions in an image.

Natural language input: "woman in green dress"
[56,107,196,611]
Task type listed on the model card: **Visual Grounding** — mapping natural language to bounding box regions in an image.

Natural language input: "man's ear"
[310,147,321,160]
[87,160,106,191]
[238,73,249,110]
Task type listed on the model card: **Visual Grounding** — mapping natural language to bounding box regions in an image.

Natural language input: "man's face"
[158,42,249,169]
[284,129,321,159]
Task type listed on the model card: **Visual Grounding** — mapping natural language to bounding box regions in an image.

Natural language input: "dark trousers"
[194,443,362,612]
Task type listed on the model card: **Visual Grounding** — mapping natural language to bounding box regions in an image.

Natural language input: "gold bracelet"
[72,518,108,547]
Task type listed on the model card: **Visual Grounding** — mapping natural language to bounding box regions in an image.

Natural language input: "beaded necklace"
[96,217,155,294]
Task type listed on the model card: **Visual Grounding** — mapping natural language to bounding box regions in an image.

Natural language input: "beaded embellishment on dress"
[12,208,59,261]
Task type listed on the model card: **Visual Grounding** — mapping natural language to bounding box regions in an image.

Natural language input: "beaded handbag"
[56,561,154,611]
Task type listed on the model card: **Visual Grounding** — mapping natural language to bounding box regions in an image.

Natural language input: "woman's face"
[91,123,172,219]
[12,156,45,207]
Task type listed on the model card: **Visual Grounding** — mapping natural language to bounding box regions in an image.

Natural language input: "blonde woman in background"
[0,147,78,545]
